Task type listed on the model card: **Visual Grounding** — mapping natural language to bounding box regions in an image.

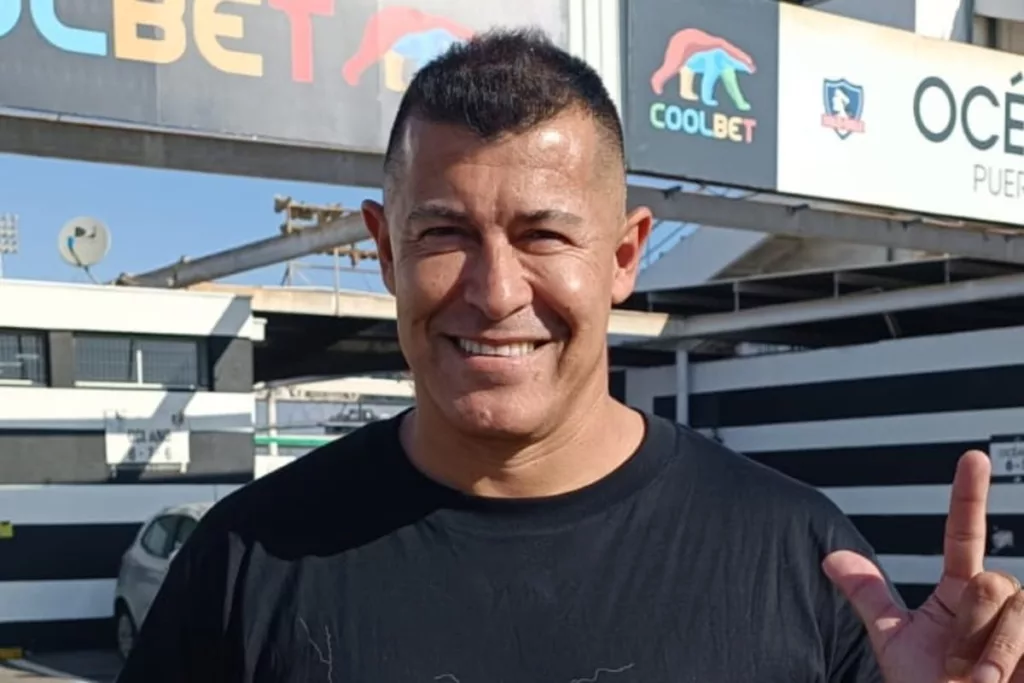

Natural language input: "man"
[118,29,1024,683]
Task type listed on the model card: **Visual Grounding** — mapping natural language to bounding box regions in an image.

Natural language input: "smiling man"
[117,29,1024,683]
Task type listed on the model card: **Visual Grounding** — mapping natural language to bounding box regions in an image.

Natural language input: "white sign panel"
[104,411,190,471]
[990,435,1024,482]
[777,5,1024,226]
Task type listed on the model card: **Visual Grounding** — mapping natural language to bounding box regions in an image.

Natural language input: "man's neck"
[400,391,646,499]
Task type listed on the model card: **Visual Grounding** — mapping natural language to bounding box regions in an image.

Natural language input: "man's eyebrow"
[519,209,584,226]
[406,204,469,224]
[405,206,583,226]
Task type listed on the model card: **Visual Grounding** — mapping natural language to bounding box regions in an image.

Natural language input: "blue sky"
[0,152,390,291]
[0,153,694,293]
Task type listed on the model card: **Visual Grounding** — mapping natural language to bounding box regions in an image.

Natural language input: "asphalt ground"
[0,651,120,683]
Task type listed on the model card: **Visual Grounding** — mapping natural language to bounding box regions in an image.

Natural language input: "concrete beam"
[189,283,679,339]
[627,185,1024,264]
[0,112,384,187]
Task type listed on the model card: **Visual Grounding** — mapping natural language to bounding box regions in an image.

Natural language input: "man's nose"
[463,241,532,321]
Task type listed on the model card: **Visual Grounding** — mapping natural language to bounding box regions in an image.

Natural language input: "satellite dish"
[58,216,111,269]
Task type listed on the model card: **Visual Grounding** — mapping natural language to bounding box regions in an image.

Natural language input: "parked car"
[112,502,213,660]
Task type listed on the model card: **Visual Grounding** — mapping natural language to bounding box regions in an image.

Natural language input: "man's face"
[364,110,652,438]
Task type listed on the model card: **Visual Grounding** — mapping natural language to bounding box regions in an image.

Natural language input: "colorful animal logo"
[342,6,474,94]
[821,78,866,140]
[650,28,756,112]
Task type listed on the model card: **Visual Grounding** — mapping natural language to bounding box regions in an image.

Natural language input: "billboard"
[624,1,1024,227]
[623,0,780,190]
[0,0,567,155]
[775,4,1024,226]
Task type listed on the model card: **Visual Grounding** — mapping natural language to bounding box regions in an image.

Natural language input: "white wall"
[0,387,253,432]
[0,484,242,626]
[622,325,1024,592]
[623,365,675,415]
[0,279,264,340]
[0,281,260,649]
[568,0,622,113]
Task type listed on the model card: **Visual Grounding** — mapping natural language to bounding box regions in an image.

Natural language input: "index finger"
[943,450,991,582]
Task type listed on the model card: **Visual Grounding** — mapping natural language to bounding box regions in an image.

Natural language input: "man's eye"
[421,226,463,238]
[526,229,565,242]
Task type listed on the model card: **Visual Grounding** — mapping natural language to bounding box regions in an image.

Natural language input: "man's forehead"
[385,112,623,221]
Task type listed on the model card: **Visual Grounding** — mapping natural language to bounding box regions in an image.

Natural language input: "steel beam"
[630,271,1024,345]
[8,110,1024,263]
[0,111,385,187]
[118,213,369,288]
[628,185,1024,264]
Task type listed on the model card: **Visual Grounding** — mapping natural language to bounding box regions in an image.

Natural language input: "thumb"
[823,550,908,653]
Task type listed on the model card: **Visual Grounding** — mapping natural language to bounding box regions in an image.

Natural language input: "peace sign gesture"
[824,450,1024,683]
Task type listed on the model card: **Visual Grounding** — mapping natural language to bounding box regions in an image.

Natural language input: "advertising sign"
[776,4,1024,226]
[990,435,1024,483]
[623,0,780,190]
[0,1,567,155]
[105,410,190,472]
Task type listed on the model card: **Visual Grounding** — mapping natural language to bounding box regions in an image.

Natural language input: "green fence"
[254,434,335,449]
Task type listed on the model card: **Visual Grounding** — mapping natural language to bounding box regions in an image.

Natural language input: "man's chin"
[442,393,553,441]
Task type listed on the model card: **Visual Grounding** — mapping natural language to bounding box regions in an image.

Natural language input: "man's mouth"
[451,337,547,358]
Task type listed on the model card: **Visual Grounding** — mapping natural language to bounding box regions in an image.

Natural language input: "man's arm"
[116,515,232,683]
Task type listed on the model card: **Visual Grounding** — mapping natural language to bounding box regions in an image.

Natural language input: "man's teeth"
[458,339,537,357]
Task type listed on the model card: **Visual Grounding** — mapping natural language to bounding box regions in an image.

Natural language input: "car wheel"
[114,603,137,661]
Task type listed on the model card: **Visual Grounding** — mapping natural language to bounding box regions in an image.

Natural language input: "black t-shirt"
[117,411,885,683]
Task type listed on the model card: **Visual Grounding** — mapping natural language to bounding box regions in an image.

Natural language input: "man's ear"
[362,200,396,295]
[610,205,654,305]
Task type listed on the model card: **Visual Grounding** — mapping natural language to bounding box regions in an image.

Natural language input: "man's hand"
[823,450,1024,683]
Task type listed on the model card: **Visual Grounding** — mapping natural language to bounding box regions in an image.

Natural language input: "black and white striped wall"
[0,280,261,651]
[621,325,1024,608]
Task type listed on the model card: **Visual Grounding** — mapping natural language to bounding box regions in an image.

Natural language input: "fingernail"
[973,663,1002,683]
[946,657,972,678]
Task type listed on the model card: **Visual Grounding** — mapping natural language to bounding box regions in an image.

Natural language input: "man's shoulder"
[661,417,862,546]
[205,416,405,532]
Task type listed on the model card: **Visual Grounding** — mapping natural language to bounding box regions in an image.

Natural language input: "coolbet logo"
[913,73,1024,200]
[648,28,757,145]
[0,1,469,89]
[342,6,472,93]
[821,78,865,139]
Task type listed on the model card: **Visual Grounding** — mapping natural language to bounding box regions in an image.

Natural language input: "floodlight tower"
[0,214,19,279]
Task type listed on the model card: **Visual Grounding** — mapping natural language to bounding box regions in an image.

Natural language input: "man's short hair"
[383,28,625,189]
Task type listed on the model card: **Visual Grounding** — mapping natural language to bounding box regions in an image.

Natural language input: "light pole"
[0,214,18,279]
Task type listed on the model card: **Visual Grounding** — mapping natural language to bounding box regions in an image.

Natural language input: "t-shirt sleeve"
[827,591,884,683]
[823,512,896,683]
[115,514,232,683]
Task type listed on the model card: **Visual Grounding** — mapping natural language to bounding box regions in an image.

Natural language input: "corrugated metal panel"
[976,0,1024,23]
[995,16,1024,52]
[567,0,622,112]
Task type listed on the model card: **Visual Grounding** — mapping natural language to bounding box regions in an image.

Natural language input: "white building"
[0,280,263,652]
[616,257,1024,608]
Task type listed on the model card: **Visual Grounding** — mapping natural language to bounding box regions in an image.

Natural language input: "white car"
[112,502,213,660]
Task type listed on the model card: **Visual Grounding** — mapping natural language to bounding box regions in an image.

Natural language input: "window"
[140,515,179,559]
[0,329,47,385]
[74,334,208,389]
[653,395,677,421]
[171,516,198,556]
